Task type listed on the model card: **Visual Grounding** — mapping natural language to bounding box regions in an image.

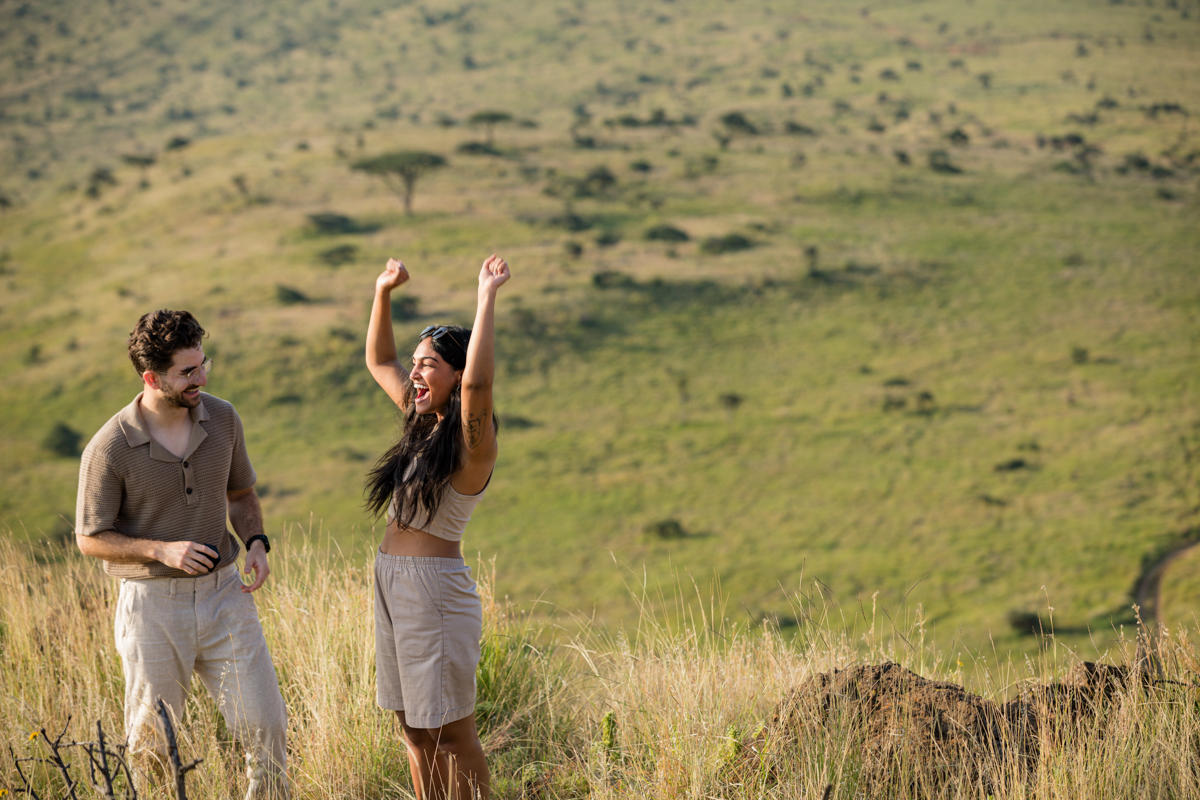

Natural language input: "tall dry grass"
[2,528,1198,799]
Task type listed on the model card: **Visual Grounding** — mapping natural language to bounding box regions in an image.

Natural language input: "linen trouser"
[115,564,289,799]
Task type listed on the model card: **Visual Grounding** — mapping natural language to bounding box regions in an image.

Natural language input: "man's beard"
[162,382,202,409]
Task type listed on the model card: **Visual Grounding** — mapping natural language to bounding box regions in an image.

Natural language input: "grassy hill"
[2,0,1198,661]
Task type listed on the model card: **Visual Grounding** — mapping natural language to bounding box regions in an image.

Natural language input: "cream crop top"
[386,479,489,542]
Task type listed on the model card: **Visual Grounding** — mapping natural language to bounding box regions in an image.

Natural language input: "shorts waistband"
[375,549,466,568]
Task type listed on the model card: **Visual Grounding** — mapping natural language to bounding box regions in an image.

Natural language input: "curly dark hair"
[364,324,498,526]
[127,309,207,375]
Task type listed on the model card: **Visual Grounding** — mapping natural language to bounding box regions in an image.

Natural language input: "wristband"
[245,534,271,554]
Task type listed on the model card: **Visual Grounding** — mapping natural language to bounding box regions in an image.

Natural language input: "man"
[75,309,289,799]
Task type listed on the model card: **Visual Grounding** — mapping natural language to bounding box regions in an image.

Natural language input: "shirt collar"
[118,392,210,449]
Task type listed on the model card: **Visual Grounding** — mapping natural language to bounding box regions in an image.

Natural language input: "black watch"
[245,534,271,554]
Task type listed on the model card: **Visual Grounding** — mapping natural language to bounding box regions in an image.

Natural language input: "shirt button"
[186,488,193,494]
[183,461,189,468]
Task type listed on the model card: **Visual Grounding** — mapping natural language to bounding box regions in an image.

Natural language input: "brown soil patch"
[728,661,1136,796]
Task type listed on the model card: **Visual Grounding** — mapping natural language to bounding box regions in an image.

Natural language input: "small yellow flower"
[29,731,39,741]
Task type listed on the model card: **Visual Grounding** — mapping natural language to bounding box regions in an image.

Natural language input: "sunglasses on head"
[419,325,463,349]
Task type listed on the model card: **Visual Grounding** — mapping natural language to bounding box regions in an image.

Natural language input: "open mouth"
[414,384,429,402]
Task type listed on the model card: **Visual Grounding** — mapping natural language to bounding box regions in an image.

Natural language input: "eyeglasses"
[419,326,462,349]
[158,358,213,382]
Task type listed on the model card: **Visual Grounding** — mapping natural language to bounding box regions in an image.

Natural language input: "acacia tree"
[352,151,448,215]
[467,110,513,145]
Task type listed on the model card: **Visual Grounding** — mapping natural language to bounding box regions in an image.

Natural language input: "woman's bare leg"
[397,712,489,800]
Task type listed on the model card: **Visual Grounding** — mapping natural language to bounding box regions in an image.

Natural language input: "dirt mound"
[730,661,1135,796]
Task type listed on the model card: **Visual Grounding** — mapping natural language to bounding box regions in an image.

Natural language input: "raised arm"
[366,258,413,408]
[453,254,510,494]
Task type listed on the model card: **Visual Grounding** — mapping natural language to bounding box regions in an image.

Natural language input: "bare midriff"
[380,518,462,558]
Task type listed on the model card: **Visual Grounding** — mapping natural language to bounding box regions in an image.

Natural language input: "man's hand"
[156,540,220,575]
[242,539,270,593]
[377,258,410,294]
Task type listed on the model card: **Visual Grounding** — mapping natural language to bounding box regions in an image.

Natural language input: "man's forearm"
[76,530,164,564]
[228,490,265,545]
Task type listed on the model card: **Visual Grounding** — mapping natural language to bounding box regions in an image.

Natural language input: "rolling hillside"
[2,0,1198,660]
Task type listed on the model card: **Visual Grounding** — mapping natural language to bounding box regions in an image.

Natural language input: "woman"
[365,254,509,800]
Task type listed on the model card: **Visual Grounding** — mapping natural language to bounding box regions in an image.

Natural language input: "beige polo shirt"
[75,392,257,579]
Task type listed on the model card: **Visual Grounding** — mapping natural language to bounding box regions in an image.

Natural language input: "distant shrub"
[894,149,911,165]
[928,150,963,174]
[593,271,634,289]
[1072,346,1090,364]
[784,121,818,137]
[391,295,420,321]
[165,136,191,151]
[582,165,617,195]
[719,393,743,411]
[719,111,758,135]
[994,458,1032,472]
[121,153,156,169]
[571,132,596,149]
[700,234,753,254]
[276,285,311,305]
[595,230,621,247]
[644,519,687,539]
[44,422,83,457]
[457,141,501,156]
[684,154,719,178]
[916,391,937,415]
[629,160,652,173]
[318,244,358,266]
[549,213,592,231]
[947,128,970,146]
[307,213,379,235]
[1006,610,1045,636]
[1118,153,1152,173]
[879,68,901,81]
[84,166,117,198]
[645,224,689,242]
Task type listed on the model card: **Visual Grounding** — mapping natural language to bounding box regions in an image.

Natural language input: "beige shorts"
[374,552,482,728]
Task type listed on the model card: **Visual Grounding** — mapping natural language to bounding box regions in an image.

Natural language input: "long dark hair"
[365,325,482,527]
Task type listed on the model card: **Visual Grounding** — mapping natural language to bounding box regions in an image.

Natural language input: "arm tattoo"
[466,409,489,449]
